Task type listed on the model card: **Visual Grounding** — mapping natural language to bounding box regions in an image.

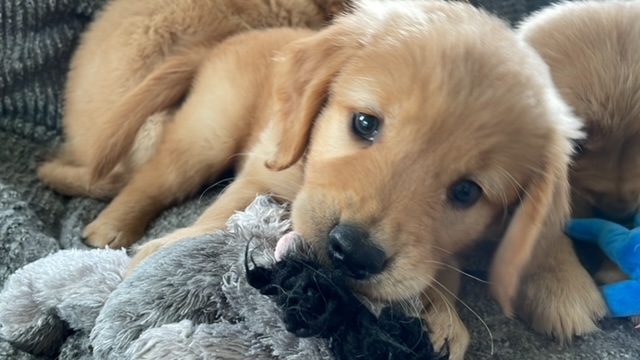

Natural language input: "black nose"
[328,224,386,280]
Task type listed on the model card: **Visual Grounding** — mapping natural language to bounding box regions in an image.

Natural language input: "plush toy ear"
[265,24,356,171]
[489,130,575,317]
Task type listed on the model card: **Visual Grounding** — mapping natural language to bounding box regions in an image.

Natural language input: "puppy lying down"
[38,0,606,358]
[37,0,350,246]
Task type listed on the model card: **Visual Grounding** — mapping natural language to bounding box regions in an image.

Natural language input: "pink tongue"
[275,231,299,261]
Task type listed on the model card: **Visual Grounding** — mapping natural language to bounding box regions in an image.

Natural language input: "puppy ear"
[489,131,575,317]
[265,25,354,171]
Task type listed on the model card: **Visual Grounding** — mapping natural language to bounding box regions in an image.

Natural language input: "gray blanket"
[1,0,639,359]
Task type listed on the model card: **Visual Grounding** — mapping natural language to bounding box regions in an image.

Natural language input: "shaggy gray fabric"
[1,0,108,140]
[1,0,640,359]
[1,197,332,360]
[0,248,129,356]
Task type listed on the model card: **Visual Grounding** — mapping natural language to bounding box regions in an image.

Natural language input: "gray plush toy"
[0,196,333,360]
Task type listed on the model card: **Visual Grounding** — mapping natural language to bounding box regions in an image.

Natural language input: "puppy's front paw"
[83,212,144,249]
[423,301,469,360]
[518,267,607,341]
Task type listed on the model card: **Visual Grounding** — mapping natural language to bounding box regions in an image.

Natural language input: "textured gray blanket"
[1,0,639,359]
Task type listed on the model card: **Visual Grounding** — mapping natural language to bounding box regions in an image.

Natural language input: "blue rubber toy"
[566,214,640,319]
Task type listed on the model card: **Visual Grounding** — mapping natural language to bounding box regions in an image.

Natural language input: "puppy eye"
[448,180,483,209]
[572,139,587,156]
[352,112,380,141]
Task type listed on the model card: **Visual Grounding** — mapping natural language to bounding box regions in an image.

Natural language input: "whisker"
[424,261,488,284]
[198,176,235,203]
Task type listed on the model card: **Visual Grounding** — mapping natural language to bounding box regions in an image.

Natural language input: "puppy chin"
[351,266,433,303]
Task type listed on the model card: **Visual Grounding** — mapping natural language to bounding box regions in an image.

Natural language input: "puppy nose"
[328,224,386,280]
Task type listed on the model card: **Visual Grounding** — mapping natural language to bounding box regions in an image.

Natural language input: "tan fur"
[41,0,602,356]
[421,262,470,360]
[521,0,640,328]
[37,0,350,245]
[126,1,594,353]
[90,47,209,181]
[521,1,640,221]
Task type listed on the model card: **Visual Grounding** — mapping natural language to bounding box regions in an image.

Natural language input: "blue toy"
[566,214,640,319]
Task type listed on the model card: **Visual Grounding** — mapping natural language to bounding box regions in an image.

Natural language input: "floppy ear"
[489,131,574,317]
[265,25,354,171]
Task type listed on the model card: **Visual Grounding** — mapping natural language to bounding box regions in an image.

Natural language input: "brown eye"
[352,112,380,141]
[448,179,483,209]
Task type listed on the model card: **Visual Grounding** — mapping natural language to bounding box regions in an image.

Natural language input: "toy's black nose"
[328,224,386,280]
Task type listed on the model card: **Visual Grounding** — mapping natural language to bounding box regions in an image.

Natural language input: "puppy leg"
[128,153,303,272]
[126,178,265,272]
[38,159,126,200]
[517,232,607,340]
[421,265,469,360]
[82,96,252,249]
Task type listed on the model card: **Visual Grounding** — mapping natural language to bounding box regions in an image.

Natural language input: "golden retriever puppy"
[519,0,640,323]
[68,1,605,355]
[37,0,350,247]
[520,0,640,223]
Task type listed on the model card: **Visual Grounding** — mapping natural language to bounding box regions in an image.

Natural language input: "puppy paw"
[423,302,469,360]
[83,213,144,249]
[518,267,607,341]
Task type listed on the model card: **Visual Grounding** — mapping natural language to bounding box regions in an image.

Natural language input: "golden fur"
[37,0,349,245]
[521,1,640,221]
[39,0,609,357]
[520,0,640,325]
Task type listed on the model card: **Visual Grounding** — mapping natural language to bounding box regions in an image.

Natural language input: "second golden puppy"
[71,1,605,356]
[520,0,640,323]
[36,0,350,248]
[521,1,640,223]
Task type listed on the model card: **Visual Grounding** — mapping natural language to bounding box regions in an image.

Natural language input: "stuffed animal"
[566,214,640,319]
[0,196,441,359]
[247,247,444,359]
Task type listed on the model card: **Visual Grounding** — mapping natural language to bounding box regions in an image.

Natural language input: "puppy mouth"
[327,248,391,281]
[275,230,393,283]
[276,234,425,302]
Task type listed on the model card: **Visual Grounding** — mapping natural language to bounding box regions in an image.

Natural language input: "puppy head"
[571,109,640,222]
[520,1,640,222]
[269,1,583,315]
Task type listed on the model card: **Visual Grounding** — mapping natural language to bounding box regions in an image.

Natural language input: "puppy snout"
[328,224,386,280]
